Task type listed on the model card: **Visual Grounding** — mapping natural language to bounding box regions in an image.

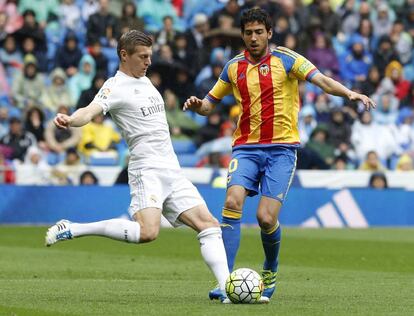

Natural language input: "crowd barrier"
[0,185,413,227]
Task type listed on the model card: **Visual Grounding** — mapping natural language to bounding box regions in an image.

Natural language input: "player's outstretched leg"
[208,207,242,300]
[258,222,281,302]
[45,218,141,246]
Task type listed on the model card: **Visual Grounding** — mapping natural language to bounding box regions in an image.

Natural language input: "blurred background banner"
[1,185,413,227]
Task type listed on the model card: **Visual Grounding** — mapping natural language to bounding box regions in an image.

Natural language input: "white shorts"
[128,168,206,227]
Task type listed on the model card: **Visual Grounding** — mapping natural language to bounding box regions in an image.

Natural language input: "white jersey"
[93,71,180,170]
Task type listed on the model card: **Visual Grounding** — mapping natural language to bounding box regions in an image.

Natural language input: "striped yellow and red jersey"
[206,47,319,148]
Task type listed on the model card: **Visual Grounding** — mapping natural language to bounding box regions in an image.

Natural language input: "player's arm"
[183,96,216,116]
[184,61,233,116]
[310,72,376,111]
[54,102,103,129]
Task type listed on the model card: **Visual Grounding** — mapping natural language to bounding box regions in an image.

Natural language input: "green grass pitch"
[0,226,413,316]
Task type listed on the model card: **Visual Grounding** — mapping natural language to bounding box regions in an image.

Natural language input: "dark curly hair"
[240,8,272,33]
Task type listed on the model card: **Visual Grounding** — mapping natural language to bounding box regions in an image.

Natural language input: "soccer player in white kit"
[45,30,230,302]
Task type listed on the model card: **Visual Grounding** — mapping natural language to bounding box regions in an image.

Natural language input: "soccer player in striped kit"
[184,8,375,303]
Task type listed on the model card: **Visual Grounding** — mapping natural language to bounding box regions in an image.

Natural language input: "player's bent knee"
[139,226,159,243]
[257,214,277,231]
[224,195,243,211]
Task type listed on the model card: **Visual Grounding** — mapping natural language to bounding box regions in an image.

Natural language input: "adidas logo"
[301,189,368,228]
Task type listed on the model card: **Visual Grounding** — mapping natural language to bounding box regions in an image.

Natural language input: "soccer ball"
[225,268,264,304]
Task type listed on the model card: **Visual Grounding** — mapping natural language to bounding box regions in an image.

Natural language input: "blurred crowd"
[1,0,414,186]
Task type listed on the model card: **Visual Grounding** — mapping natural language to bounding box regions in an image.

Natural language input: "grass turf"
[0,227,413,316]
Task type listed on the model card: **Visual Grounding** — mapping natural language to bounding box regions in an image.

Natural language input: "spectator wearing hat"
[68,54,96,103]
[395,154,414,171]
[41,67,74,113]
[383,61,411,101]
[298,105,317,145]
[15,145,51,185]
[185,13,209,73]
[11,54,46,109]
[0,117,37,162]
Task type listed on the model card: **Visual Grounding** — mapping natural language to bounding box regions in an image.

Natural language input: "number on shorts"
[228,158,238,173]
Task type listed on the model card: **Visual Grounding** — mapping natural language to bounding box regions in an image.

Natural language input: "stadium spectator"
[44,106,81,154]
[209,0,240,29]
[327,107,352,148]
[24,106,46,149]
[310,0,340,36]
[332,153,352,170]
[0,34,23,80]
[0,62,10,97]
[270,15,289,46]
[0,107,9,138]
[20,36,47,73]
[339,0,371,36]
[194,108,222,147]
[118,1,145,34]
[383,61,411,101]
[164,89,198,140]
[88,40,109,77]
[185,13,209,73]
[54,32,83,77]
[394,108,414,152]
[351,111,398,162]
[41,68,74,113]
[0,117,36,161]
[372,3,394,38]
[77,113,121,159]
[359,150,387,171]
[361,66,381,97]
[15,145,50,185]
[86,0,119,47]
[172,66,196,105]
[354,18,375,53]
[368,171,388,189]
[81,0,99,23]
[395,153,414,171]
[197,61,224,99]
[371,89,399,126]
[51,147,86,185]
[11,54,46,109]
[156,16,177,47]
[306,32,339,78]
[172,33,194,72]
[305,124,336,166]
[340,35,372,85]
[58,0,81,31]
[389,19,413,65]
[0,0,23,34]
[76,73,106,110]
[68,54,96,103]
[373,35,400,76]
[137,0,179,32]
[79,170,98,185]
[13,10,46,52]
[401,82,414,108]
[18,0,58,26]
[298,104,317,145]
[0,150,15,183]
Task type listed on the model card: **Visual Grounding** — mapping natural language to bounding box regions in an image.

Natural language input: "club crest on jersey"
[259,64,270,76]
[97,88,111,99]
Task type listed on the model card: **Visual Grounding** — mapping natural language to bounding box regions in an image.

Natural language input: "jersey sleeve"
[92,78,119,115]
[290,53,319,82]
[205,61,233,104]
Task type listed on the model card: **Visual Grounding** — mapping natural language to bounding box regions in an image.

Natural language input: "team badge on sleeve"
[96,88,111,100]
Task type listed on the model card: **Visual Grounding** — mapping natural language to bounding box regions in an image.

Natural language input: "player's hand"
[349,92,376,111]
[54,113,72,129]
[183,96,203,112]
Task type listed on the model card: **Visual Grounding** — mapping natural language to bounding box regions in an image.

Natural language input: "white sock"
[70,219,140,243]
[198,227,229,292]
